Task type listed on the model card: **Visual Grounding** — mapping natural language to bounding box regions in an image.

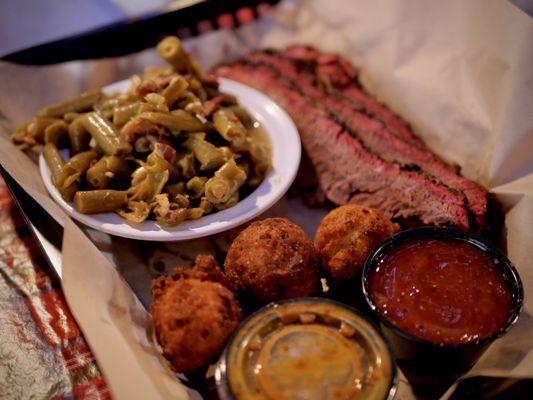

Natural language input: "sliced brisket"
[284,45,429,151]
[214,63,471,230]
[242,50,488,230]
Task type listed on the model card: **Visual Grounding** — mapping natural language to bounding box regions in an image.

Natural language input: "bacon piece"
[135,74,175,97]
[120,119,167,143]
[201,96,224,117]
[154,141,177,164]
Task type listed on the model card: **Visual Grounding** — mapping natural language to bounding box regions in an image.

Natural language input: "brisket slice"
[283,45,427,151]
[243,50,488,231]
[214,63,470,230]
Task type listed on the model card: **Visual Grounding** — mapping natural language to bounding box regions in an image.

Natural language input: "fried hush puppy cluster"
[224,218,319,304]
[315,204,400,280]
[151,209,397,372]
[151,255,242,373]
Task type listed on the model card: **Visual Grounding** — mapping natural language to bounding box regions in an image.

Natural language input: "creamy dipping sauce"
[218,299,395,400]
[368,239,513,344]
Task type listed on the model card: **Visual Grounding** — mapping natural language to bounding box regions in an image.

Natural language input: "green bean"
[86,155,129,189]
[227,105,253,127]
[144,66,173,78]
[68,117,91,155]
[214,191,239,211]
[55,150,98,201]
[113,102,140,126]
[153,193,187,227]
[178,92,200,110]
[43,143,77,201]
[156,36,188,72]
[27,117,60,143]
[205,178,232,205]
[183,134,230,171]
[98,109,114,120]
[190,59,207,80]
[64,112,81,122]
[37,91,101,117]
[237,159,251,176]
[220,146,233,160]
[177,151,197,179]
[248,141,271,178]
[198,197,213,214]
[56,150,98,186]
[162,76,188,106]
[129,167,169,202]
[206,88,238,105]
[43,143,65,179]
[138,111,206,132]
[189,78,201,90]
[94,97,121,114]
[166,182,186,198]
[43,143,65,180]
[117,200,150,223]
[195,86,208,103]
[183,99,202,115]
[156,206,187,227]
[145,93,166,107]
[81,112,132,156]
[74,190,127,214]
[134,137,151,153]
[44,120,69,147]
[138,102,155,114]
[217,157,247,182]
[186,176,208,199]
[204,158,246,205]
[213,109,247,147]
[146,151,180,180]
[187,198,214,219]
[174,193,190,208]
[11,124,34,148]
[186,207,204,220]
[254,160,270,179]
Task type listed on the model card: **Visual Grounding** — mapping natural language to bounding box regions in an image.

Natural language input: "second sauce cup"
[361,227,523,393]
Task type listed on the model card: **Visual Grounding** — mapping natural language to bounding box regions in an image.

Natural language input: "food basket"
[1,0,532,398]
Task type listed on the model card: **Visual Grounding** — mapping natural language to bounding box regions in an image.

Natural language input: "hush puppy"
[224,218,318,304]
[151,255,242,373]
[315,204,399,281]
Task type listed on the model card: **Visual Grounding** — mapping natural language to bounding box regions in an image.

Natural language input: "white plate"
[39,78,301,241]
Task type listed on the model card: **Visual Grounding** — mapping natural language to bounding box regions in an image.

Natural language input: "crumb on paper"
[339,322,356,338]
[249,335,262,351]
[299,313,316,324]
[320,278,330,293]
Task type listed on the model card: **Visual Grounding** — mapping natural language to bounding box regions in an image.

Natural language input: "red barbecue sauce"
[368,239,513,344]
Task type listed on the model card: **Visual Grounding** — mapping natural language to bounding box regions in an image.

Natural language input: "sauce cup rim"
[361,227,524,350]
[216,297,398,400]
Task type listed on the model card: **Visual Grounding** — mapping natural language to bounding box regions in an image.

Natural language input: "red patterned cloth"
[0,178,111,399]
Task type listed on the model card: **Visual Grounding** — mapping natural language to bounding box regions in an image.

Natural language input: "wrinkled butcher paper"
[0,0,532,399]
